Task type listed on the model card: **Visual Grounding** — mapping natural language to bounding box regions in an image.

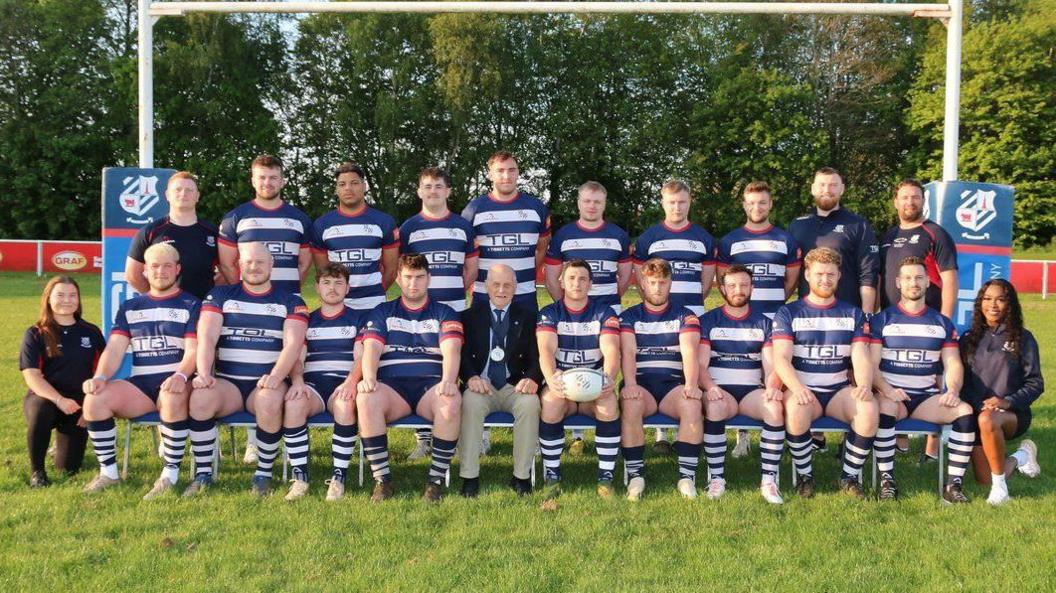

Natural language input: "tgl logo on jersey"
[131,336,178,351]
[427,251,458,264]
[495,234,531,246]
[331,248,371,262]
[263,241,298,257]
[801,345,843,358]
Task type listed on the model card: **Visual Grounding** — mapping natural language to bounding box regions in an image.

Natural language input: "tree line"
[0,0,1052,245]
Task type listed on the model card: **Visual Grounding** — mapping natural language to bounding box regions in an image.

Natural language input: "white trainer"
[987,485,1011,506]
[243,442,259,465]
[760,480,784,505]
[677,477,697,499]
[284,479,310,501]
[1016,439,1040,478]
[706,478,727,500]
[732,430,751,458]
[325,477,345,501]
[408,438,432,461]
[626,476,646,501]
[143,477,175,500]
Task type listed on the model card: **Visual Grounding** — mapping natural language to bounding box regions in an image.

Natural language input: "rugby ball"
[561,368,606,402]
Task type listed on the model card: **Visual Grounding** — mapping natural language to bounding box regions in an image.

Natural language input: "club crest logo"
[119,175,160,221]
[80,336,92,348]
[956,189,997,239]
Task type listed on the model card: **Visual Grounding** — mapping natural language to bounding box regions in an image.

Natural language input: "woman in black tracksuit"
[19,275,105,487]
[960,279,1043,505]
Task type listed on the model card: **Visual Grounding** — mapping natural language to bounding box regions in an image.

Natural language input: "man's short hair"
[743,180,770,197]
[561,258,593,281]
[487,150,517,169]
[660,179,691,196]
[335,162,366,181]
[398,253,430,274]
[251,154,284,173]
[899,255,926,272]
[804,247,842,269]
[639,258,672,279]
[143,242,180,263]
[813,166,843,182]
[721,263,752,282]
[315,262,350,283]
[578,180,607,197]
[166,171,198,190]
[419,166,451,186]
[894,178,924,196]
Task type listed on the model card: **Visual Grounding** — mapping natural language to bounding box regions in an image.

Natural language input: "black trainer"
[423,481,444,503]
[29,470,50,488]
[795,474,816,498]
[878,477,899,501]
[942,480,970,504]
[509,476,532,496]
[460,477,480,498]
[839,477,866,499]
[811,435,827,452]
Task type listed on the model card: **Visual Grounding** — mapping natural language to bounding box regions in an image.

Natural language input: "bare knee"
[82,393,109,420]
[332,398,356,424]
[435,394,462,422]
[978,410,996,433]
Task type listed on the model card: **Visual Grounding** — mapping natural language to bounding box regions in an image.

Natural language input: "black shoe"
[652,440,675,456]
[795,474,816,499]
[250,475,273,497]
[509,476,532,496]
[423,481,444,503]
[942,480,970,504]
[29,470,50,488]
[370,480,394,503]
[839,477,866,499]
[918,452,938,466]
[811,435,827,452]
[460,477,480,498]
[878,476,899,501]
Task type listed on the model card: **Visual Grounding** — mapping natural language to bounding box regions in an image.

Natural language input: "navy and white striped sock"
[787,430,814,477]
[331,423,358,481]
[254,427,281,479]
[947,414,976,482]
[87,418,118,479]
[841,430,875,480]
[759,423,784,478]
[159,419,189,483]
[284,424,310,481]
[703,420,727,481]
[595,419,621,482]
[622,445,645,479]
[428,437,457,485]
[361,434,391,483]
[874,414,897,479]
[539,420,565,482]
[674,441,701,482]
[188,417,216,477]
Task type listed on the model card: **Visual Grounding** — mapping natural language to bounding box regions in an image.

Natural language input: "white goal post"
[138,1,963,180]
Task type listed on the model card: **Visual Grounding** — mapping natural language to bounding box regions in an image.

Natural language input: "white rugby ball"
[561,368,606,402]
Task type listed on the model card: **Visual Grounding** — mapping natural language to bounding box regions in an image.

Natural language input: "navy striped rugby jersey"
[771,299,869,396]
[716,224,800,319]
[360,299,463,381]
[632,222,716,316]
[545,221,630,312]
[869,304,958,397]
[699,306,772,392]
[304,306,362,385]
[219,201,314,295]
[399,212,477,312]
[619,303,700,383]
[537,298,620,372]
[202,284,309,382]
[311,205,399,310]
[461,192,550,308]
[111,291,201,382]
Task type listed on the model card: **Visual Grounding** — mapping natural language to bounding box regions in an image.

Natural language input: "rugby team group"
[20,151,1043,508]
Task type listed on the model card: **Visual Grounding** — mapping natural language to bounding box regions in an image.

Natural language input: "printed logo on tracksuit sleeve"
[632,222,715,316]
[462,193,550,307]
[218,201,313,295]
[699,306,771,396]
[620,303,700,383]
[717,225,800,319]
[870,305,958,397]
[546,221,630,311]
[400,213,477,312]
[771,299,867,397]
[205,285,302,382]
[538,299,619,371]
[305,307,361,384]
[312,206,399,310]
[110,291,201,381]
[366,299,462,382]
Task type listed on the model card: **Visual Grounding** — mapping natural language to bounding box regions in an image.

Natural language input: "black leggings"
[23,392,88,474]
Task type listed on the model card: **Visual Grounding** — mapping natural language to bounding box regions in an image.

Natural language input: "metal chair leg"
[122,420,133,479]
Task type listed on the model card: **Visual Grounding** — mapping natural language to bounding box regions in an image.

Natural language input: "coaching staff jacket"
[460,301,544,386]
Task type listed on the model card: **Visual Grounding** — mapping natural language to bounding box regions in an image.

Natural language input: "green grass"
[0,271,1053,592]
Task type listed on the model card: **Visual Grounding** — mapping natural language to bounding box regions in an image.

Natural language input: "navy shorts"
[722,384,759,403]
[634,378,683,403]
[384,378,435,410]
[125,373,167,403]
[816,389,840,410]
[904,393,937,417]
[218,375,287,402]
[305,375,344,405]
